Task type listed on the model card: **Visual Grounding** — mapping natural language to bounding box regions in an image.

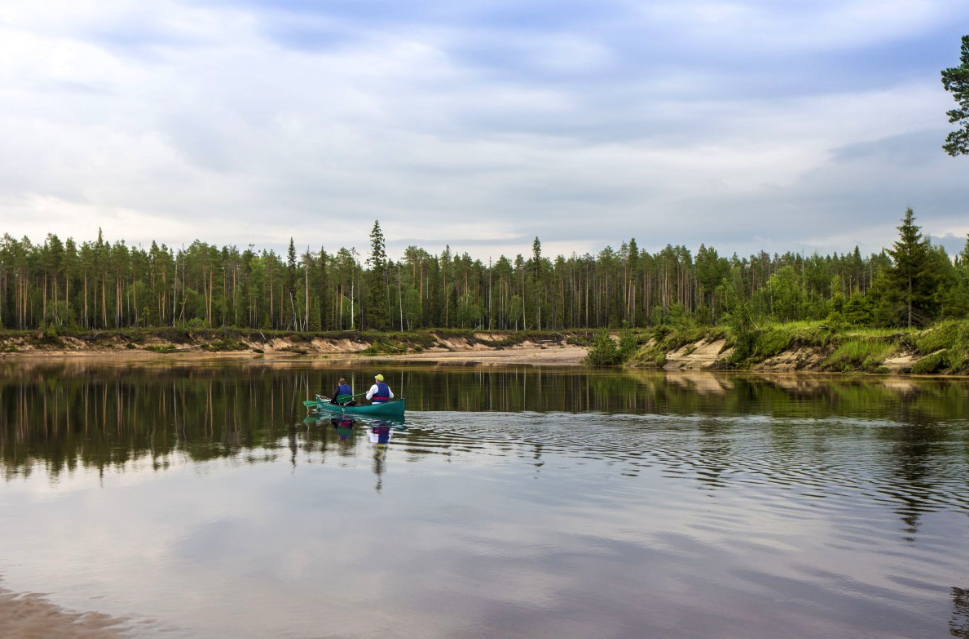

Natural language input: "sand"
[0,583,131,639]
[357,341,589,366]
[1,340,590,368]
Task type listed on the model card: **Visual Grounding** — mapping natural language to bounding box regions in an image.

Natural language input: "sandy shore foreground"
[0,584,131,639]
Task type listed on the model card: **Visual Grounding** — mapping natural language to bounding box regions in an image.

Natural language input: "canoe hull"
[308,399,405,418]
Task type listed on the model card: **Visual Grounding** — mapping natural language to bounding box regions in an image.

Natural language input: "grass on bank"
[623,318,969,374]
[822,339,898,372]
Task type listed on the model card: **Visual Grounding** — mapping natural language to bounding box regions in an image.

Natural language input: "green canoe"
[304,398,406,418]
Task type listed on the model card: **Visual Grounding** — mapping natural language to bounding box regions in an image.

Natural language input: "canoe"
[305,398,405,418]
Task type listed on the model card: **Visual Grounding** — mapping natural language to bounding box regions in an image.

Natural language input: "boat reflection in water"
[330,416,354,441]
[367,421,393,445]
[309,414,406,491]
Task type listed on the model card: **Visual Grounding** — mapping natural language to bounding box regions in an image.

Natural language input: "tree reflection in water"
[1,362,967,531]
[952,587,969,638]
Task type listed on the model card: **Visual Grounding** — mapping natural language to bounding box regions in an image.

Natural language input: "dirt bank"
[0,329,589,367]
[2,327,960,375]
[653,336,925,375]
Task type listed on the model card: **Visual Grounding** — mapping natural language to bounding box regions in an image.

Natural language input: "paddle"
[314,392,367,405]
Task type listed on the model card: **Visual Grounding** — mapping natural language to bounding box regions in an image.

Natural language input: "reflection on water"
[2,361,968,480]
[954,588,969,638]
[0,362,968,639]
[3,363,967,521]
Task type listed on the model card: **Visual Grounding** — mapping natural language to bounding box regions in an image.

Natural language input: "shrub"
[40,323,62,346]
[753,329,791,361]
[145,344,177,354]
[584,331,638,367]
[202,339,247,352]
[823,339,896,372]
[915,321,960,355]
[912,350,947,375]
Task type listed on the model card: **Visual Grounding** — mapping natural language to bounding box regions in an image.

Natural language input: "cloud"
[0,0,968,260]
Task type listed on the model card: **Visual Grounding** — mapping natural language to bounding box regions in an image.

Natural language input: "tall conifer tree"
[366,221,389,330]
[886,209,939,327]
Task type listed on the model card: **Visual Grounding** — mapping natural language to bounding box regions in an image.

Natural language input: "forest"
[1,209,967,335]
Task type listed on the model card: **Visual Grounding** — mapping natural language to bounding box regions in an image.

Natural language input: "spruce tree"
[365,221,389,330]
[885,208,939,327]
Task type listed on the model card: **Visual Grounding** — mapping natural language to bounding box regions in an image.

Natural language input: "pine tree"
[365,221,389,330]
[942,35,969,156]
[531,237,543,329]
[885,208,939,327]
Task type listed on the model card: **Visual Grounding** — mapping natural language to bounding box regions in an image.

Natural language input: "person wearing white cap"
[365,374,394,404]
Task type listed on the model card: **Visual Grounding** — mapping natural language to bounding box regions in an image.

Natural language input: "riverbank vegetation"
[1,211,967,354]
[621,318,969,375]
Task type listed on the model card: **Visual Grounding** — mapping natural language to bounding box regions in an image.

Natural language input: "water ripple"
[396,411,969,518]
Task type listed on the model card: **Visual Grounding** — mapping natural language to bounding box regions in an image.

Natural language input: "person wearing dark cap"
[365,374,394,404]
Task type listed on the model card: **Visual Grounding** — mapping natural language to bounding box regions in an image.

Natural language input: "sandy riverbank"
[0,333,590,367]
[0,583,131,639]
[354,342,588,366]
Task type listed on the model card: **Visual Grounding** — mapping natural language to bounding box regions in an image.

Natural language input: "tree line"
[1,212,967,334]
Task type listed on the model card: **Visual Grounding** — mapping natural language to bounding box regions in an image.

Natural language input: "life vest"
[372,381,391,403]
[333,383,353,404]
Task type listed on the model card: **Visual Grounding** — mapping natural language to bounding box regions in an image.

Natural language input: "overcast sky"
[1,0,967,262]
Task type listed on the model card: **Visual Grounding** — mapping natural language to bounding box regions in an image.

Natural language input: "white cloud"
[0,0,967,259]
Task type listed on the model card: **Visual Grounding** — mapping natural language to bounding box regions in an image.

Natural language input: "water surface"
[1,362,967,638]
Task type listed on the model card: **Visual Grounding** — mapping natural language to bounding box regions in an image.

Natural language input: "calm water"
[1,361,968,638]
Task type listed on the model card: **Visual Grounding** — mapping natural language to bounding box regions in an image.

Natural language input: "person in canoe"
[365,374,394,404]
[330,378,357,406]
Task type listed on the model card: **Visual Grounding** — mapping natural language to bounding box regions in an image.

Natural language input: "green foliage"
[145,344,177,353]
[823,339,896,372]
[885,209,941,327]
[584,331,638,367]
[911,350,947,375]
[40,323,62,346]
[942,35,969,156]
[631,323,723,367]
[752,328,792,360]
[201,338,248,352]
[947,323,969,373]
[361,339,407,355]
[0,218,960,341]
[915,321,961,355]
[912,320,969,374]
[768,265,804,322]
[365,220,389,330]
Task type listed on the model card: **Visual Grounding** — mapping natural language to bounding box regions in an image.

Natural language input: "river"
[1,361,967,638]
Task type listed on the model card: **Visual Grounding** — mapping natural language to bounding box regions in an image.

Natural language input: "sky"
[1,0,968,262]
